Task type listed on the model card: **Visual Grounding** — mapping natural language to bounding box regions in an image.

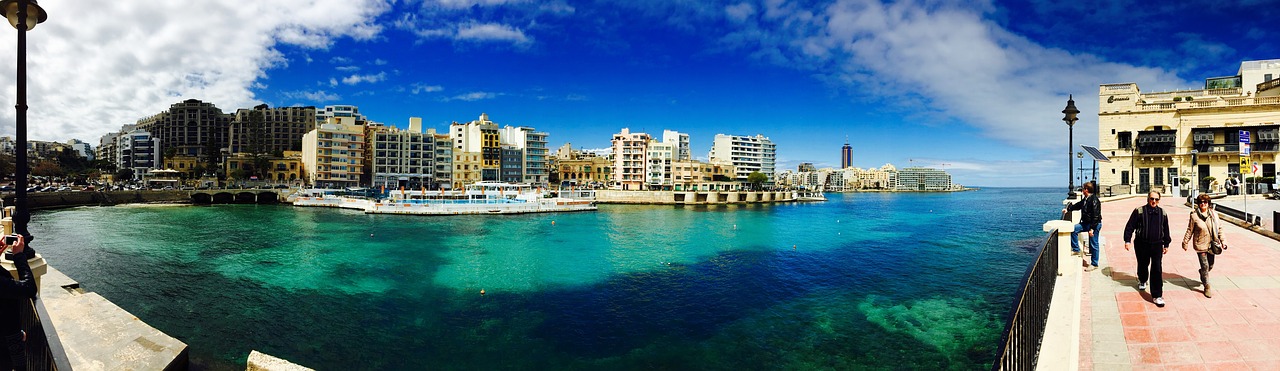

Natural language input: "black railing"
[991,221,1060,370]
[1,296,72,370]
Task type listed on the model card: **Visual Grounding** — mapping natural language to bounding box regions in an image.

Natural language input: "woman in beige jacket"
[1181,193,1225,297]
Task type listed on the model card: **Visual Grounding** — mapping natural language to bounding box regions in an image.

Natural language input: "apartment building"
[451,113,501,184]
[302,117,365,188]
[136,99,232,159]
[894,167,954,191]
[433,133,454,190]
[671,159,737,191]
[646,141,675,190]
[551,143,612,187]
[663,130,690,161]
[371,117,438,190]
[118,128,159,180]
[499,125,550,187]
[611,128,651,190]
[1098,59,1280,195]
[708,133,776,185]
[229,104,316,154]
[316,105,368,126]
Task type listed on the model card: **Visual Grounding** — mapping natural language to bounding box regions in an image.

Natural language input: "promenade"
[1080,195,1280,369]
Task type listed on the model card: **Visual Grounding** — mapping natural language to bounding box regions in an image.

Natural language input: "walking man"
[1123,191,1173,307]
[1065,182,1102,271]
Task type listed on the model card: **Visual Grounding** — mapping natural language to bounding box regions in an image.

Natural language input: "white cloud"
[411,83,444,94]
[395,12,532,46]
[448,92,497,101]
[455,23,529,43]
[341,72,387,85]
[721,0,1190,151]
[335,65,361,72]
[0,1,390,143]
[284,90,342,102]
[329,78,339,87]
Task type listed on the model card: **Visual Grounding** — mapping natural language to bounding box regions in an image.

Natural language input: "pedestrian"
[1123,191,1172,307]
[1064,182,1102,271]
[1182,194,1226,298]
[0,234,37,370]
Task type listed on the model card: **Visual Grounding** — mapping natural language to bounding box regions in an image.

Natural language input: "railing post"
[1045,219,1076,276]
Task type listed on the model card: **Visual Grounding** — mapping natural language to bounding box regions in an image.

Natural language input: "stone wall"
[2,191,191,210]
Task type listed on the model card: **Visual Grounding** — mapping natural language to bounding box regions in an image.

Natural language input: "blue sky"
[1,0,1276,186]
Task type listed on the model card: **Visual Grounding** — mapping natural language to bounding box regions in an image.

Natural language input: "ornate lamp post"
[1063,95,1081,199]
[1,0,47,259]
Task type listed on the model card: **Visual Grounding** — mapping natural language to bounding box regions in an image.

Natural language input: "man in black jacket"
[1066,182,1102,271]
[1123,191,1173,308]
[0,234,38,370]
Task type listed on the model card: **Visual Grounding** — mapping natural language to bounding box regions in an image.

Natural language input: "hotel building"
[1098,59,1280,195]
[136,99,232,159]
[552,143,612,187]
[451,113,501,186]
[371,117,440,190]
[499,125,551,187]
[611,128,651,190]
[708,133,776,185]
[302,117,366,188]
[229,104,316,154]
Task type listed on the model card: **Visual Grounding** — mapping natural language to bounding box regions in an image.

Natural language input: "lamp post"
[2,0,47,260]
[1063,95,1080,199]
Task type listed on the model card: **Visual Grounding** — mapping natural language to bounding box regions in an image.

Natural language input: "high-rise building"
[67,139,93,161]
[708,133,776,184]
[663,130,690,161]
[1098,58,1280,195]
[136,99,232,159]
[371,117,438,190]
[229,104,316,155]
[646,140,675,190]
[302,117,366,188]
[612,128,651,190]
[432,132,454,190]
[500,145,524,184]
[451,113,501,185]
[841,138,853,169]
[894,167,953,191]
[499,125,550,187]
[118,128,159,180]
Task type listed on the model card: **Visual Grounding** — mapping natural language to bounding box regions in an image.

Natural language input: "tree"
[114,168,134,182]
[0,153,14,179]
[32,160,63,177]
[748,171,768,191]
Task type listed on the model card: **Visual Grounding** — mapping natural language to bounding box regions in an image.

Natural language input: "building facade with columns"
[1098,59,1280,195]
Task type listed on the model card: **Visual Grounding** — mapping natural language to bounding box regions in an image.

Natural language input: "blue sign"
[1240,130,1251,144]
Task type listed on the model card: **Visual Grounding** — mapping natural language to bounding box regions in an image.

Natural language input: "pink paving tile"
[1124,313,1153,327]
[1234,339,1280,361]
[1247,360,1280,371]
[1126,327,1155,344]
[1196,340,1244,363]
[1121,300,1151,314]
[1221,323,1264,340]
[1155,326,1194,343]
[1188,324,1230,342]
[1167,364,1209,371]
[1205,362,1250,371]
[1240,308,1280,325]
[1253,323,1280,340]
[1151,310,1188,326]
[1119,290,1151,302]
[1212,310,1249,326]
[1129,343,1163,365]
[1159,342,1204,365]
[1179,307,1213,323]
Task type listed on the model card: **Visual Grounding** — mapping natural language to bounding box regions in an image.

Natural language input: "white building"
[371,117,439,190]
[67,139,93,161]
[708,133,776,184]
[499,125,550,187]
[663,130,690,161]
[302,117,365,188]
[646,140,675,190]
[117,128,159,180]
[893,167,954,191]
[612,128,651,190]
[315,105,367,126]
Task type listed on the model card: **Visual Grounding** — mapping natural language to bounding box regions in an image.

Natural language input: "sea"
[28,187,1063,370]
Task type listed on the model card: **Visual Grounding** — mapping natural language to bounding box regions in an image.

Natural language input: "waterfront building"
[500,145,524,184]
[552,143,612,187]
[841,139,853,169]
[708,133,777,185]
[646,140,676,190]
[302,117,366,188]
[452,152,484,188]
[369,118,439,190]
[450,113,501,185]
[136,99,233,160]
[671,159,738,191]
[315,105,368,126]
[229,104,316,155]
[432,133,454,190]
[893,167,954,191]
[798,162,816,172]
[117,128,160,181]
[1098,59,1280,195]
[67,139,94,161]
[96,125,135,169]
[224,151,304,184]
[499,125,551,187]
[161,155,202,182]
[857,164,897,190]
[612,128,651,190]
[663,130,690,161]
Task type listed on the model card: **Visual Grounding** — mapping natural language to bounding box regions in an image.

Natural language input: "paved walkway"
[1080,196,1280,370]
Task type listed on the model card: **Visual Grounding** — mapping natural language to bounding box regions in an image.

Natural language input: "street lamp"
[1063,95,1081,199]
[2,0,47,260]
[1077,151,1084,188]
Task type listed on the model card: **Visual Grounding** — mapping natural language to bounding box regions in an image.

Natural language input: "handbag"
[1208,212,1225,255]
[1209,239,1224,255]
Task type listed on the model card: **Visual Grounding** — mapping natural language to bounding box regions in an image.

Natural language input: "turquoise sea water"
[29,188,1061,370]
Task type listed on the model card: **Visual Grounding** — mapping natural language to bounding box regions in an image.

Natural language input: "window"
[1117,131,1132,149]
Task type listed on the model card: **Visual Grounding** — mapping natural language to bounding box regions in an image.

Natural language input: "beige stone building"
[302,117,366,188]
[1098,59,1280,196]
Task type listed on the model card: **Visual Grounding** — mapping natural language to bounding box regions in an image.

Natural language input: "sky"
[0,0,1275,187]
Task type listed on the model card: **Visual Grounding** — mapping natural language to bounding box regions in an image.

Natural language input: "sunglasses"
[1148,197,1161,201]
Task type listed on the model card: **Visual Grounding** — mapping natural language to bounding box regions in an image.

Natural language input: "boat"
[795,191,827,201]
[294,182,596,215]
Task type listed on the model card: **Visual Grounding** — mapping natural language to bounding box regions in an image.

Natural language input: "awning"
[1258,129,1280,142]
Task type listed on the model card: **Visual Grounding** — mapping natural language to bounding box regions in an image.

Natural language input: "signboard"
[1241,158,1252,174]
[1240,130,1251,144]
[1241,143,1251,156]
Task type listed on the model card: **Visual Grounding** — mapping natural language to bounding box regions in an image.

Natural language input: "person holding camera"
[0,234,37,370]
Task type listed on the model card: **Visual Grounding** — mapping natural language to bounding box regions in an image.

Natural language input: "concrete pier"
[595,190,797,204]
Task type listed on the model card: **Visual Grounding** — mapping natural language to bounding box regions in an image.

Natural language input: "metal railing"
[991,214,1061,370]
[2,297,72,370]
